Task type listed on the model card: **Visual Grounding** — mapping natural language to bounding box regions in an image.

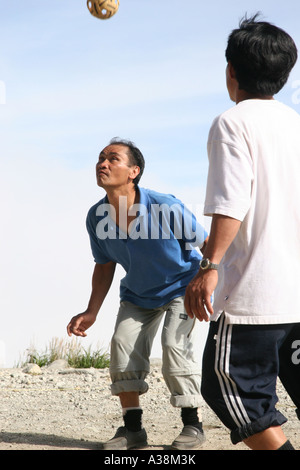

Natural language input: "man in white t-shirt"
[185,14,300,450]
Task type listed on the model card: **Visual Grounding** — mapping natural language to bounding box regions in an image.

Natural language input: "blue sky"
[1,0,300,366]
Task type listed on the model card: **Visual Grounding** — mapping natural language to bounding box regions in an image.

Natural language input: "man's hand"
[67,311,97,337]
[184,270,218,322]
[66,262,116,338]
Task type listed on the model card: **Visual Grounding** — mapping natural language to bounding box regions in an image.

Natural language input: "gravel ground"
[0,360,299,451]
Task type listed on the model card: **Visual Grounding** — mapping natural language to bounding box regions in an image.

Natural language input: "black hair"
[108,137,145,187]
[225,13,298,95]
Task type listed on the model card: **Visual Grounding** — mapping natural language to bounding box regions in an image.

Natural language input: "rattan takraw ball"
[87,0,119,20]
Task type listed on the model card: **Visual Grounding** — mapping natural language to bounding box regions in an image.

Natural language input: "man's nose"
[98,158,108,168]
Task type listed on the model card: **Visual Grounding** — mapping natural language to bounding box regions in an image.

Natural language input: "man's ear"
[227,61,236,80]
[129,165,140,183]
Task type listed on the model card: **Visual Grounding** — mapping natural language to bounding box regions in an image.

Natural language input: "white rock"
[22,363,42,375]
[46,359,69,370]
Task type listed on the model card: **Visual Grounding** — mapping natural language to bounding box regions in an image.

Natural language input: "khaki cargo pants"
[109,296,202,408]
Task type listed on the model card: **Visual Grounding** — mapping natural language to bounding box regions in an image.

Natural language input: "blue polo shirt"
[86,187,207,308]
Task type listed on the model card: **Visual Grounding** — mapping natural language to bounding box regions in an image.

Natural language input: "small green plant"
[67,345,110,369]
[18,337,110,369]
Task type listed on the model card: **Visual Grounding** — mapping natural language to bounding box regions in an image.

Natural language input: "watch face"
[201,259,209,269]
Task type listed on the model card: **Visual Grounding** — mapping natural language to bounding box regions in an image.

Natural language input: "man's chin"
[96,179,105,188]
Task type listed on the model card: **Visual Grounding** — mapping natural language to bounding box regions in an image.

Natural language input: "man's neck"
[106,186,138,209]
[235,89,274,104]
[106,186,140,234]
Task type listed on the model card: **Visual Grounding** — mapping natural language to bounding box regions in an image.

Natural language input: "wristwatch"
[199,258,219,271]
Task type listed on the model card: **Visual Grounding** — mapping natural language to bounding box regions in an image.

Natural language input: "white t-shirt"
[205,99,300,324]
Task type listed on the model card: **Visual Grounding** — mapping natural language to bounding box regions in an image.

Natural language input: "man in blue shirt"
[67,138,208,450]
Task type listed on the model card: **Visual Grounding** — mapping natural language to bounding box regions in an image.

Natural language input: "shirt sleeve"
[86,207,112,264]
[204,116,254,221]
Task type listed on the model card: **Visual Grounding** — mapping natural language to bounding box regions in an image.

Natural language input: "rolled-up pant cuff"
[170,394,203,409]
[230,411,288,444]
[110,379,149,396]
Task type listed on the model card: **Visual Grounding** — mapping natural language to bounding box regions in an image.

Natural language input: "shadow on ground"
[0,432,172,451]
[0,431,101,450]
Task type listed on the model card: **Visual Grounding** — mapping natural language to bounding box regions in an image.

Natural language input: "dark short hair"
[108,137,145,187]
[225,13,298,95]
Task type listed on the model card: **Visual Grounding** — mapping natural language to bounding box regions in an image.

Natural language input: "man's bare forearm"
[67,261,116,337]
[202,214,241,263]
[86,261,116,315]
[184,214,241,321]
